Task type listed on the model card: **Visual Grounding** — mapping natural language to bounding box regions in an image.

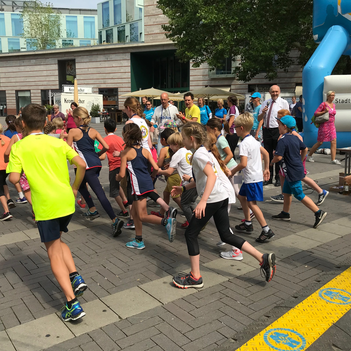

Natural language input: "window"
[114,0,122,25]
[80,40,91,46]
[8,38,20,52]
[139,7,143,20]
[62,39,74,47]
[118,26,125,43]
[130,22,138,42]
[102,2,110,28]
[16,91,31,112]
[106,29,113,43]
[11,14,23,36]
[215,58,232,75]
[0,14,5,36]
[84,16,95,39]
[0,38,2,53]
[58,59,76,89]
[26,39,38,51]
[66,16,78,38]
[126,0,134,22]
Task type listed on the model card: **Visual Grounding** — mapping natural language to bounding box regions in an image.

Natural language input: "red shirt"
[103,134,125,171]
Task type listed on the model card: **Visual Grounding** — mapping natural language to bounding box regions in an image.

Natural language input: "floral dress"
[315,102,336,142]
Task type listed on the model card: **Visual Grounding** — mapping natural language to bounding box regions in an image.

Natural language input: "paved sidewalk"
[0,121,350,351]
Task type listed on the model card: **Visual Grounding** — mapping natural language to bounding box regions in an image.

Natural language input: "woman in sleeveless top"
[67,107,124,237]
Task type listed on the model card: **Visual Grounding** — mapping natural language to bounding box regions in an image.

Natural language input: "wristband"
[182,185,186,192]
[189,177,193,182]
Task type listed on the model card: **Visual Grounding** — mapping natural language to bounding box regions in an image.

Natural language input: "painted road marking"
[237,266,351,350]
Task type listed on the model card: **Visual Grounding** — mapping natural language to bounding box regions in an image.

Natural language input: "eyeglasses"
[146,104,151,106]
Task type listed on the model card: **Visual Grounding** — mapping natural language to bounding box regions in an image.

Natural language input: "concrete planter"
[91,117,100,124]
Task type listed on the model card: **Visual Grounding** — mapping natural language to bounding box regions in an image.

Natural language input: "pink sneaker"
[77,199,86,209]
[220,249,243,260]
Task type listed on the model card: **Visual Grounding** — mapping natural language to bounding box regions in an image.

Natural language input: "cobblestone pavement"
[0,120,350,351]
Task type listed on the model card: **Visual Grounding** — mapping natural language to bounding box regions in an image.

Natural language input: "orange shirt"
[103,134,125,171]
[0,135,10,170]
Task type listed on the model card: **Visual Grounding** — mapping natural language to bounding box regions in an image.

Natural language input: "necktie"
[266,100,275,128]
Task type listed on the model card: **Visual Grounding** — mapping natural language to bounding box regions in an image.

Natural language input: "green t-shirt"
[216,135,237,169]
[7,134,78,221]
[185,104,201,124]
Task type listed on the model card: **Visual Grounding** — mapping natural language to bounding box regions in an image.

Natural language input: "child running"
[171,122,276,288]
[270,115,328,228]
[116,123,176,249]
[7,104,88,321]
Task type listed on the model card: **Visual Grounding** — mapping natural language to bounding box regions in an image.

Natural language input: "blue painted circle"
[319,288,351,305]
[264,328,306,351]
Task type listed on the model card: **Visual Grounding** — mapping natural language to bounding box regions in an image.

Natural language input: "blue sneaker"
[316,190,329,206]
[112,217,124,237]
[166,217,176,242]
[61,301,86,321]
[126,239,145,250]
[16,197,27,204]
[71,275,87,297]
[82,210,100,220]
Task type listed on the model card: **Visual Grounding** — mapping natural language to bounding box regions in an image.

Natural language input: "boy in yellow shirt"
[7,104,87,322]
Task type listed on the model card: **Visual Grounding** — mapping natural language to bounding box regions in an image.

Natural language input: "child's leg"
[302,176,322,194]
[119,187,127,203]
[14,182,22,198]
[172,195,182,208]
[180,188,198,223]
[282,193,292,213]
[238,194,250,220]
[160,190,170,216]
[79,176,96,211]
[135,198,163,225]
[279,173,285,192]
[0,195,9,213]
[131,202,142,238]
[114,195,126,212]
[301,196,319,212]
[24,189,32,205]
[248,201,267,227]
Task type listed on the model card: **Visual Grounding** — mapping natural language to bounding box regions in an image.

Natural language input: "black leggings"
[226,134,239,160]
[185,198,245,256]
[0,170,7,197]
[78,167,116,220]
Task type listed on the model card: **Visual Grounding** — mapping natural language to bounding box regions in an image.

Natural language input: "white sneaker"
[220,249,243,260]
[216,241,226,247]
[315,149,324,154]
[308,156,315,163]
[331,159,341,165]
[324,148,331,155]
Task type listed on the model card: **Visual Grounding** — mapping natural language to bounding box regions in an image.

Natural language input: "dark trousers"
[295,118,303,132]
[263,127,280,182]
[226,133,239,160]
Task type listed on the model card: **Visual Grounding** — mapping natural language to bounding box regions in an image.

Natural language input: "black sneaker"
[256,229,275,243]
[7,199,16,209]
[117,210,129,218]
[123,218,135,229]
[166,206,177,219]
[313,210,327,229]
[260,253,276,282]
[82,210,100,220]
[272,211,290,221]
[235,222,253,233]
[270,194,284,203]
[173,272,204,289]
[316,190,329,206]
[112,218,124,237]
[0,212,12,221]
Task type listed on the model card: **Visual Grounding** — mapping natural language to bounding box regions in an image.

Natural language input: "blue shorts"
[239,182,263,202]
[37,214,73,243]
[282,180,305,201]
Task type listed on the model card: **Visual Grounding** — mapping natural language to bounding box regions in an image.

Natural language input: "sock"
[135,236,143,242]
[245,220,252,226]
[18,191,24,199]
[315,210,321,216]
[319,191,324,195]
[161,218,167,226]
[67,297,78,309]
[282,211,289,215]
[262,225,270,233]
[69,272,79,282]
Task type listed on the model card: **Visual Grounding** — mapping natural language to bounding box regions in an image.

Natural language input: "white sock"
[18,192,24,199]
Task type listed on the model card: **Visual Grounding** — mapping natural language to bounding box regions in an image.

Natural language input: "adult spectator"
[293,95,303,132]
[214,99,227,122]
[177,92,201,124]
[251,92,263,142]
[289,96,296,115]
[198,97,212,125]
[258,85,289,186]
[66,102,78,132]
[51,104,66,122]
[144,100,155,121]
[245,96,254,113]
[141,96,148,109]
[151,93,179,155]
[226,96,240,159]
[308,91,341,164]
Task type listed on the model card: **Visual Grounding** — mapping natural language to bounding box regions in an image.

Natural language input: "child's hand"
[171,186,182,197]
[194,200,206,219]
[263,170,270,181]
[182,174,191,182]
[164,164,170,170]
[113,150,120,157]
[223,166,231,178]
[72,186,78,198]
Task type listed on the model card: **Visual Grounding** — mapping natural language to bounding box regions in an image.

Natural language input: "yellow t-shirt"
[185,104,201,124]
[7,134,78,221]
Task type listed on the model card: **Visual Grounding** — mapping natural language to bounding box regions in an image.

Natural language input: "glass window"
[102,1,110,28]
[66,16,78,38]
[80,40,91,46]
[139,8,142,20]
[0,14,5,36]
[106,29,113,43]
[26,39,38,51]
[16,91,31,112]
[84,16,95,39]
[62,39,74,47]
[118,26,125,43]
[130,22,138,42]
[11,14,23,36]
[114,0,122,25]
[0,38,2,53]
[126,0,134,22]
[215,58,232,75]
[8,38,20,52]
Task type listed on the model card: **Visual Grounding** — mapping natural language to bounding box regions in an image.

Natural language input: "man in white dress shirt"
[258,85,289,187]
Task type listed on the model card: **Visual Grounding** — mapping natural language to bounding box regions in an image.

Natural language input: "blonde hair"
[234,112,254,131]
[124,97,144,118]
[277,109,290,119]
[205,133,227,172]
[327,91,335,98]
[73,107,91,125]
[181,122,207,145]
[167,132,183,147]
[217,99,224,105]
[52,117,64,129]
[0,124,4,146]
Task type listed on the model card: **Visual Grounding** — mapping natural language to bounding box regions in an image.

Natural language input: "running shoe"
[61,301,86,322]
[71,275,87,298]
[241,212,256,222]
[77,199,86,208]
[151,211,163,218]
[272,211,291,221]
[313,210,327,229]
[235,222,253,233]
[0,212,12,221]
[117,210,129,217]
[220,249,243,260]
[173,272,204,289]
[316,190,329,206]
[166,217,176,242]
[123,218,135,229]
[315,148,324,154]
[331,159,341,165]
[15,197,27,204]
[7,199,16,208]
[216,241,226,247]
[126,239,145,249]
[166,206,177,219]
[270,194,284,203]
[181,220,189,228]
[112,218,124,237]
[260,253,276,282]
[82,210,100,220]
[256,229,275,243]
[308,156,315,163]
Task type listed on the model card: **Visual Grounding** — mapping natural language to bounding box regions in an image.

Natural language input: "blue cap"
[250,92,261,99]
[279,115,296,128]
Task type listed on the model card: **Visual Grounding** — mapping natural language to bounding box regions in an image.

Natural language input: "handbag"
[314,103,330,124]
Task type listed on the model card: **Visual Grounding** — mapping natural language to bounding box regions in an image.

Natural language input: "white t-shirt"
[239,135,263,184]
[151,104,179,128]
[192,146,227,204]
[169,147,192,185]
[130,117,150,153]
[259,97,289,128]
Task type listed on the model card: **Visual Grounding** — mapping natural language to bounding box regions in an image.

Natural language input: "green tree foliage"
[21,1,61,50]
[158,0,318,81]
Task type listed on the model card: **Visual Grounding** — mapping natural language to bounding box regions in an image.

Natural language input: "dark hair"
[22,104,47,131]
[104,118,116,133]
[206,118,222,131]
[184,92,194,100]
[44,121,56,134]
[123,123,142,148]
[5,115,17,132]
[227,96,237,106]
[160,128,175,142]
[71,102,78,108]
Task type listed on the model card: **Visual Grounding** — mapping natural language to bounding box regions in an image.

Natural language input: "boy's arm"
[301,147,308,161]
[157,147,167,168]
[70,155,86,198]
[230,156,247,176]
[4,135,17,163]
[145,149,159,178]
[116,150,128,181]
[158,167,175,177]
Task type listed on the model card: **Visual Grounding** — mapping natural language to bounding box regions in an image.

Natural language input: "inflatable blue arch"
[303,0,351,148]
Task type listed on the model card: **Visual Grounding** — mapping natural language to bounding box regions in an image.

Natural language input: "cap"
[279,115,296,128]
[250,92,261,99]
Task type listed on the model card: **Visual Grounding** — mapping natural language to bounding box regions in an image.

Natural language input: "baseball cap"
[279,115,296,128]
[250,92,261,99]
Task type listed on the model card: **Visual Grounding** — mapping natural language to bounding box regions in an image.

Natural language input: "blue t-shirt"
[214,108,227,119]
[252,105,262,130]
[275,133,306,182]
[199,105,211,125]
[294,101,302,119]
[144,108,155,121]
[4,130,17,138]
